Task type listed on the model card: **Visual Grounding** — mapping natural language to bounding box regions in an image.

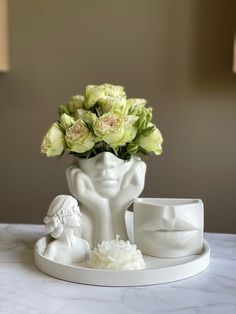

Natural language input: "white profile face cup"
[134,198,204,258]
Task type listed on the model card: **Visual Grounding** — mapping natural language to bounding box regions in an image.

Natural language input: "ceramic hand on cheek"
[110,159,146,239]
[66,165,111,248]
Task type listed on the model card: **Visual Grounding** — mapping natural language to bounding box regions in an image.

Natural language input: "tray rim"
[34,236,210,286]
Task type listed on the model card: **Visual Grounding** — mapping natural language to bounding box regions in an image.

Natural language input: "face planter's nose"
[162,206,175,220]
[96,152,117,169]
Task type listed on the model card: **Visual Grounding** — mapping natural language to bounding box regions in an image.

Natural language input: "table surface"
[0,224,236,314]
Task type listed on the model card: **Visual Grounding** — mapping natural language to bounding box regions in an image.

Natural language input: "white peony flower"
[89,235,145,270]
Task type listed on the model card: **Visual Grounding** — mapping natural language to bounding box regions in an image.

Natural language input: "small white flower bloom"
[89,235,145,270]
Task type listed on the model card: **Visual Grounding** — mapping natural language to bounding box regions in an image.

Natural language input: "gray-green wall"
[0,0,236,233]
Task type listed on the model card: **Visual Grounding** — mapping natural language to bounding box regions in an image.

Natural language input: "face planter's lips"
[141,219,199,246]
[144,230,199,247]
[141,219,198,232]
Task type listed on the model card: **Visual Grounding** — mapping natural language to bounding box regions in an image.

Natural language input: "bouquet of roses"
[41,83,163,160]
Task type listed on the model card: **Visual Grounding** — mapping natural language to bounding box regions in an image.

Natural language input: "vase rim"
[74,151,140,162]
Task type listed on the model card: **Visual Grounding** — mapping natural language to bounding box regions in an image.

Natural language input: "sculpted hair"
[43,195,80,238]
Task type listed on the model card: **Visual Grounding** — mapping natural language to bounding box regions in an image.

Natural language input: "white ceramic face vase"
[66,152,146,247]
[134,198,204,258]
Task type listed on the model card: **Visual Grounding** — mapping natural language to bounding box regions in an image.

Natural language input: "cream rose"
[65,119,95,153]
[93,112,125,147]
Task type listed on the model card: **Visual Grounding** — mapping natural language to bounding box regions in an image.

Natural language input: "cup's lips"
[141,219,199,232]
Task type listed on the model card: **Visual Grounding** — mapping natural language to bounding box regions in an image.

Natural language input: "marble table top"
[0,224,236,314]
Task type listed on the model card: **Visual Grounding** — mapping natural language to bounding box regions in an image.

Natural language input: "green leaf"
[138,147,150,155]
[58,104,70,116]
[139,125,155,136]
[126,143,139,155]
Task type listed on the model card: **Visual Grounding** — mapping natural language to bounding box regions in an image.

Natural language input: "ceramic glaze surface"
[134,198,204,258]
[66,152,146,248]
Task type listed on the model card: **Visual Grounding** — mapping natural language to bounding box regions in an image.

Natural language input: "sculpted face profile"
[43,195,90,264]
[66,152,146,248]
[134,198,204,258]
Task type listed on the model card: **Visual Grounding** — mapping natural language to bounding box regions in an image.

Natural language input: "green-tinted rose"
[138,125,163,155]
[103,83,126,98]
[93,112,125,147]
[119,115,138,145]
[41,123,65,157]
[65,119,95,153]
[127,98,147,115]
[83,111,98,128]
[60,113,75,129]
[84,85,105,109]
[75,108,87,119]
[68,95,84,113]
[76,109,98,130]
[99,96,126,114]
[127,98,152,129]
[84,84,126,110]
[137,107,152,129]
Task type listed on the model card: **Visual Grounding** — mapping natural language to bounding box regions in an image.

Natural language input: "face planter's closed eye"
[79,152,131,179]
[94,153,123,169]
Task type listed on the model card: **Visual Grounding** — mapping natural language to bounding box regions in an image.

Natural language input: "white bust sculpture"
[134,198,204,258]
[43,195,90,264]
[66,152,146,248]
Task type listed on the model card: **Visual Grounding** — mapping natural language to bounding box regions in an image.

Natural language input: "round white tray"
[34,236,210,286]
